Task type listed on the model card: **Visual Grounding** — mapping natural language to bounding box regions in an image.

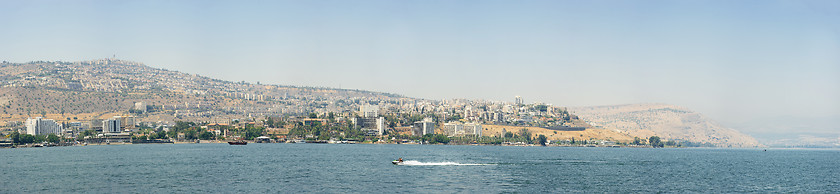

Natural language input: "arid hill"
[481,124,636,143]
[569,103,761,147]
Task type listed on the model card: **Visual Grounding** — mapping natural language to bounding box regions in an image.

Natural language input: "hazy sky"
[1,0,838,135]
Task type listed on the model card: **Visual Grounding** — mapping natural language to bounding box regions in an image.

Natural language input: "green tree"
[153,132,166,139]
[34,135,46,143]
[266,117,276,128]
[518,129,532,143]
[537,135,548,146]
[649,136,664,148]
[47,134,60,143]
[422,134,450,144]
[81,130,95,137]
[184,129,198,140]
[434,134,450,144]
[10,131,20,144]
[172,121,195,131]
[504,132,514,138]
[20,134,35,144]
[244,125,265,140]
[167,130,178,140]
[633,137,643,145]
[199,131,214,140]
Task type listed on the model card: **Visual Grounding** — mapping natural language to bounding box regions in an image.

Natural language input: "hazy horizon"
[2,0,838,140]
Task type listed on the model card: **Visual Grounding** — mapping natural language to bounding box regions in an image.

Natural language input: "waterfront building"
[443,122,463,137]
[110,116,136,130]
[354,105,385,136]
[443,122,482,137]
[412,119,436,136]
[464,122,482,137]
[90,119,104,131]
[103,119,121,133]
[25,117,62,135]
[353,117,385,136]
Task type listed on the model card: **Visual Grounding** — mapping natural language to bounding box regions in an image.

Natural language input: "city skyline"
[1,0,838,137]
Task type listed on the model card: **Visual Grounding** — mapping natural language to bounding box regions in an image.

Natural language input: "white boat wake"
[397,160,493,166]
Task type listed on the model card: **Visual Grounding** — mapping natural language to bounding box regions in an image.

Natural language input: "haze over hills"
[0,59,763,147]
[569,104,762,147]
[728,117,840,148]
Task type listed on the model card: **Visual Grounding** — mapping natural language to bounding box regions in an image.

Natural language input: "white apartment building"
[443,122,482,137]
[25,117,62,135]
[103,119,121,133]
[443,122,464,137]
[353,116,386,136]
[464,123,482,137]
[412,119,436,136]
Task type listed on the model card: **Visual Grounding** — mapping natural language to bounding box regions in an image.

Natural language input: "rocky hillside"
[569,103,761,147]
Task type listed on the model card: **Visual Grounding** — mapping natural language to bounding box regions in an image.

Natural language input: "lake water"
[2,144,838,193]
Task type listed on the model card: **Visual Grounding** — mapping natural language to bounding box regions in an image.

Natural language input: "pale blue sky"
[1,0,839,135]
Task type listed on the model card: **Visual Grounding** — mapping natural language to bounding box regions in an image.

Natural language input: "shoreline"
[2,140,758,149]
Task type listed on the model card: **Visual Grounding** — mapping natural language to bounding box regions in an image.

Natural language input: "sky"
[1,0,838,136]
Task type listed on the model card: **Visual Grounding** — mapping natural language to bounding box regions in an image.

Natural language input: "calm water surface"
[2,144,838,193]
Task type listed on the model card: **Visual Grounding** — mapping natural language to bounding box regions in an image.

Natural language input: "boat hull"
[228,141,247,145]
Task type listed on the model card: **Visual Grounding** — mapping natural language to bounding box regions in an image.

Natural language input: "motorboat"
[228,140,247,145]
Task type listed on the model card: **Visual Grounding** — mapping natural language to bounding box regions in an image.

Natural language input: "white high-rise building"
[25,117,62,135]
[103,119,121,133]
[376,117,385,136]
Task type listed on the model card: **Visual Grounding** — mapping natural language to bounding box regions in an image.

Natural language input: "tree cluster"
[422,134,450,144]
[9,132,60,144]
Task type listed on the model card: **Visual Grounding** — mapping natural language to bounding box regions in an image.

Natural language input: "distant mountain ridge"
[569,103,762,147]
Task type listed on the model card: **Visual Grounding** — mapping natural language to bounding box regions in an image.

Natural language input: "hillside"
[569,103,761,147]
[482,124,636,143]
[0,59,411,124]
